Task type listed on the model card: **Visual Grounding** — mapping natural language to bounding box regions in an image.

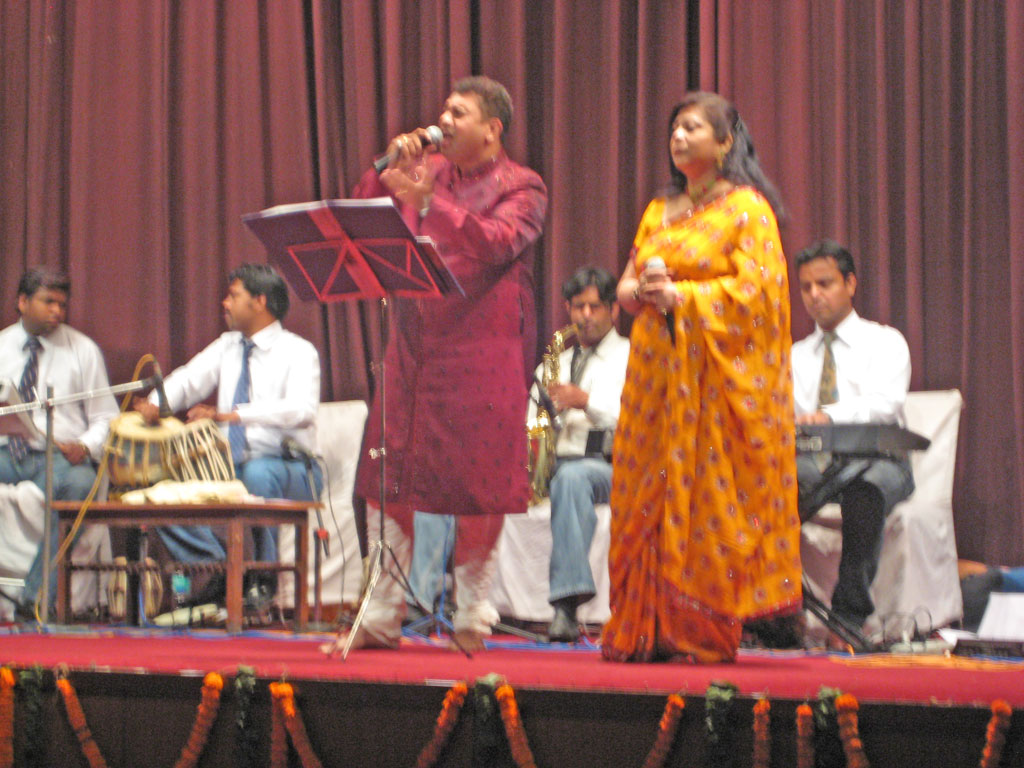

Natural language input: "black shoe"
[190,573,226,607]
[548,601,580,643]
[403,603,429,627]
[13,601,37,623]
[244,583,274,611]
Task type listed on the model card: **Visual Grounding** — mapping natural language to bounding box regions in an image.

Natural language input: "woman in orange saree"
[603,92,802,663]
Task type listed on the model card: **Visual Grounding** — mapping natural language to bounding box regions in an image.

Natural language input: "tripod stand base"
[802,575,875,653]
[337,540,393,659]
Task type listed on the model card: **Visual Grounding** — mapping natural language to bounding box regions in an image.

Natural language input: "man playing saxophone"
[529,266,630,642]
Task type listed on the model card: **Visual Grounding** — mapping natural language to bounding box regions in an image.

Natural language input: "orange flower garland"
[641,693,686,768]
[173,672,224,768]
[56,675,109,768]
[270,681,323,768]
[835,693,869,768]
[414,681,469,768]
[795,702,814,768]
[494,682,537,768]
[979,699,1013,768]
[751,697,771,768]
[0,667,14,768]
[270,682,288,768]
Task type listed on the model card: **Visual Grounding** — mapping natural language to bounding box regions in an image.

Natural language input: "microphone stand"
[41,386,54,625]
[341,298,470,658]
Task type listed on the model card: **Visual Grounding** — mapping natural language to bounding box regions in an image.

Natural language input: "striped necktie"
[228,338,255,464]
[9,336,42,461]
[817,330,839,407]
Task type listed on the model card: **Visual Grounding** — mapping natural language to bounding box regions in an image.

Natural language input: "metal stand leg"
[40,386,55,625]
[303,462,327,627]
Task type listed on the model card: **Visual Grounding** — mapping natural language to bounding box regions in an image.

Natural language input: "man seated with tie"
[0,267,119,618]
[532,266,630,642]
[135,263,321,608]
[792,239,914,638]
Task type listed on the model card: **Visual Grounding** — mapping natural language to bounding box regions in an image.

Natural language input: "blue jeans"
[0,449,97,607]
[797,454,914,625]
[548,458,611,605]
[157,456,323,566]
[406,511,455,611]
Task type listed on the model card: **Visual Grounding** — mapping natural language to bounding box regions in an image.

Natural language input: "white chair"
[0,480,112,620]
[277,400,368,611]
[489,498,613,625]
[800,389,965,637]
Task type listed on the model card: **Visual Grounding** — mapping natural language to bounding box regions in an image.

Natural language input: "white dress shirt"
[528,327,631,457]
[0,320,119,460]
[792,310,911,424]
[153,320,320,459]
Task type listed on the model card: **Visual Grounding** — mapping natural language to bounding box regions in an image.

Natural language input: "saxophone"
[527,323,578,504]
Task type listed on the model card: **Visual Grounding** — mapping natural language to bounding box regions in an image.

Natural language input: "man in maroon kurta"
[328,76,547,652]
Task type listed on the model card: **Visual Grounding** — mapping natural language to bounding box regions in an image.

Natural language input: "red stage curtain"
[708,0,1024,565]
[1,0,1022,564]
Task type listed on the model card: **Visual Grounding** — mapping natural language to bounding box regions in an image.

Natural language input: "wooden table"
[54,500,311,633]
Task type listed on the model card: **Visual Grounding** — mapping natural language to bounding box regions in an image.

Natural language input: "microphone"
[281,437,318,464]
[373,125,444,173]
[532,375,559,417]
[642,257,676,345]
[643,256,667,274]
[152,361,172,418]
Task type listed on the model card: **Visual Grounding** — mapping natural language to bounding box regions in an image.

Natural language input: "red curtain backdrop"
[1,0,1021,565]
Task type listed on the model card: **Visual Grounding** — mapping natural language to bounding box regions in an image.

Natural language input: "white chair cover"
[801,389,965,637]
[488,499,612,625]
[277,400,368,609]
[0,480,112,619]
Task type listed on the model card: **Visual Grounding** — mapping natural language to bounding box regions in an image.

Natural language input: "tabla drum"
[106,412,235,489]
[166,417,235,483]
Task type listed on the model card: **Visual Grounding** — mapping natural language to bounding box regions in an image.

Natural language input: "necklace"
[686,172,723,208]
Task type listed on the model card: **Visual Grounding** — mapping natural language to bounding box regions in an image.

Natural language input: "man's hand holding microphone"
[376,125,444,213]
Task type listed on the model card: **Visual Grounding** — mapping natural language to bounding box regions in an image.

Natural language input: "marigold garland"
[414,681,469,768]
[979,699,1013,768]
[270,683,287,768]
[751,697,771,768]
[835,693,869,768]
[0,668,14,768]
[173,672,223,768]
[56,675,108,768]
[494,682,538,768]
[796,702,814,768]
[270,681,323,768]
[641,693,686,768]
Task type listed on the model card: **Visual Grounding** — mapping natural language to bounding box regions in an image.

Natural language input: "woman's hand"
[638,263,678,313]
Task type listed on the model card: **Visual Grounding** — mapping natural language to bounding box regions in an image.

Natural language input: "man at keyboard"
[792,240,915,636]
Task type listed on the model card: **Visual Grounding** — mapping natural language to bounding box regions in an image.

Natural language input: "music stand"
[243,197,463,658]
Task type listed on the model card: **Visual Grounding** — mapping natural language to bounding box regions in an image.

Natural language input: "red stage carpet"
[2,626,1023,707]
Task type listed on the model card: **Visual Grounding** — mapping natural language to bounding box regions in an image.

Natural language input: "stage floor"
[3,624,1023,708]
